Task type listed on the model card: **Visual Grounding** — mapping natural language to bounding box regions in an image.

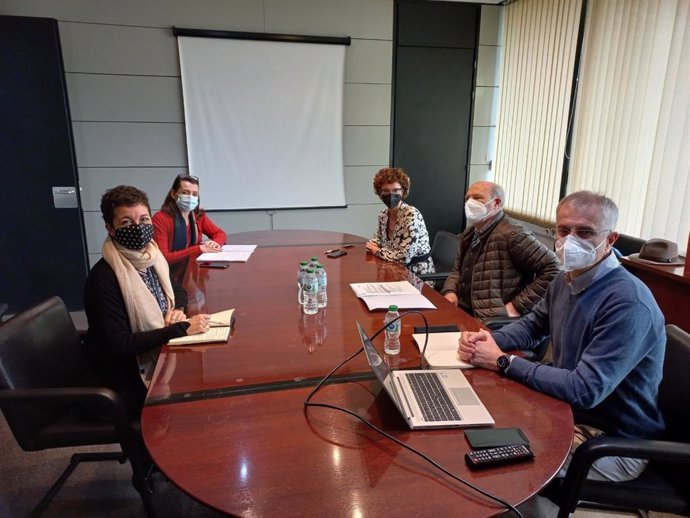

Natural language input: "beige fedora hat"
[627,238,685,266]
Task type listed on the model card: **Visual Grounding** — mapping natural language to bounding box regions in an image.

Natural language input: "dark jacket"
[442,214,561,319]
[83,258,189,415]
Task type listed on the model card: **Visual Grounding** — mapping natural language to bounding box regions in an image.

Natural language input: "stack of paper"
[196,244,257,263]
[411,332,473,369]
[350,281,436,311]
[168,309,235,346]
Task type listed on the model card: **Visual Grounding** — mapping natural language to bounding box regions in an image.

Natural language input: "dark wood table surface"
[141,230,573,517]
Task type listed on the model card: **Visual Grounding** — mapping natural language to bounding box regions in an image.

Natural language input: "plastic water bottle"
[383,305,401,355]
[302,268,319,315]
[309,256,320,271]
[297,261,308,304]
[315,264,327,309]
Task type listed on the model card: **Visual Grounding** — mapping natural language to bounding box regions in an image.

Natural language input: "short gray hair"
[557,191,618,231]
[489,182,505,206]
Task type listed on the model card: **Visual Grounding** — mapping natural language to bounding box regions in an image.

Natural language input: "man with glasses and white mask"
[458,191,665,515]
[442,181,560,319]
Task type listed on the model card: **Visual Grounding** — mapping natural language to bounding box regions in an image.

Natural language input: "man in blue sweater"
[459,191,665,511]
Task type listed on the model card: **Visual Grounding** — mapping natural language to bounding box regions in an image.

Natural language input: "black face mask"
[113,223,154,250]
[381,193,402,209]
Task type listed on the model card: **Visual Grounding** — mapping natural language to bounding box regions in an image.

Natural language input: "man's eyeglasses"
[550,227,609,239]
[380,188,403,195]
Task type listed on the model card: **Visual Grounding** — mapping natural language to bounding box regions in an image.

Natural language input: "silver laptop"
[357,322,494,429]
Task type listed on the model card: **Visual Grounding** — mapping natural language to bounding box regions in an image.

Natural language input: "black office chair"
[553,324,690,517]
[418,230,459,291]
[0,296,155,517]
[613,233,646,257]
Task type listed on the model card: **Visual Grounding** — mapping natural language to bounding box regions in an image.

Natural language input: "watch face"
[497,355,510,370]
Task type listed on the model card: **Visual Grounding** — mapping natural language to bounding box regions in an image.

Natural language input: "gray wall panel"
[344,83,391,126]
[59,22,180,76]
[73,122,187,167]
[67,74,184,122]
[344,126,390,166]
[265,0,392,40]
[344,165,387,204]
[346,39,392,84]
[78,167,187,211]
[0,0,264,30]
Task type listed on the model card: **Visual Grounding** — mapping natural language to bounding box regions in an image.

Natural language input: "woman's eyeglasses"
[380,188,403,195]
[550,227,609,239]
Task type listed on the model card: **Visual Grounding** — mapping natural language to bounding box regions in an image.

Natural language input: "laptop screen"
[356,321,391,384]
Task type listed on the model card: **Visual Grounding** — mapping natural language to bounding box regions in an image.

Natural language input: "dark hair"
[100,185,151,226]
[161,174,204,217]
[372,167,411,198]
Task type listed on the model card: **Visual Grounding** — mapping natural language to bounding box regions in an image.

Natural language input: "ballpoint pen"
[324,248,340,254]
[208,320,228,326]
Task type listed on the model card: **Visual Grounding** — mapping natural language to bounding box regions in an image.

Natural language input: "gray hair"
[557,191,618,231]
[490,183,505,206]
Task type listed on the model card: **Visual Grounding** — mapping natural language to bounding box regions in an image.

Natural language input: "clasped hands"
[458,330,504,371]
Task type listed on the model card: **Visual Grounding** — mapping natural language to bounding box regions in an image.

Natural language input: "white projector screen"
[177,35,347,210]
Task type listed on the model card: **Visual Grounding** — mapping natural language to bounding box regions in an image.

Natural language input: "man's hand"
[458,330,503,371]
[444,292,459,305]
[505,301,520,317]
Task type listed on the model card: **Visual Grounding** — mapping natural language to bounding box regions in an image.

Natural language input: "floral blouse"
[371,202,435,276]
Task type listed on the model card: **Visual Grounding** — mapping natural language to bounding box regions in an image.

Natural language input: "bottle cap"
[316,264,324,269]
[300,261,309,265]
[306,268,315,273]
[311,257,319,261]
[388,305,398,311]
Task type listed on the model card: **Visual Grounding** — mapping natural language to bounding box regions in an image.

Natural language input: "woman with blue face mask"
[152,174,227,270]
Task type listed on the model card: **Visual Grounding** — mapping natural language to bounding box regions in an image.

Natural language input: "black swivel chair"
[553,324,690,517]
[418,230,459,291]
[0,296,155,517]
[613,233,646,257]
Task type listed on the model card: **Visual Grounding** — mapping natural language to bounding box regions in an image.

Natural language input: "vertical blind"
[569,0,690,247]
[494,0,583,226]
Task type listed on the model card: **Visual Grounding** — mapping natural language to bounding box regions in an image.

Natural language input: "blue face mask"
[176,194,199,213]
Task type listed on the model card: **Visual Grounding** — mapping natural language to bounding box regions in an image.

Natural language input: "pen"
[208,320,227,326]
[324,248,340,254]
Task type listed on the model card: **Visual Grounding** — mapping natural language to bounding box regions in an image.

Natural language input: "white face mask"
[555,234,607,272]
[464,198,495,224]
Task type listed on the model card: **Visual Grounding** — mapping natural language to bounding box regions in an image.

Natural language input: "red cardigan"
[152,210,227,265]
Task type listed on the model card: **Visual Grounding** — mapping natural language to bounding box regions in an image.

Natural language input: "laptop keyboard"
[407,372,461,422]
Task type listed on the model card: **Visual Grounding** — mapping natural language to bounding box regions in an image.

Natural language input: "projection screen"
[177,34,347,210]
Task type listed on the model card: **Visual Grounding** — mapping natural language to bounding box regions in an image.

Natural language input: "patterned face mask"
[113,223,154,250]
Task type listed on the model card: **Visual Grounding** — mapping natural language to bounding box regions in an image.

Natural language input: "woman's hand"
[365,241,380,255]
[165,308,187,326]
[185,314,211,335]
[200,242,220,253]
[204,240,222,251]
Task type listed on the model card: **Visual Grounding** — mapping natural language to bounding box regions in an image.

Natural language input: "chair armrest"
[558,436,690,517]
[418,272,451,282]
[480,316,521,331]
[0,386,136,446]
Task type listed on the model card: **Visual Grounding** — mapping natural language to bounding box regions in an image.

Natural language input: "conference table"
[141,230,573,517]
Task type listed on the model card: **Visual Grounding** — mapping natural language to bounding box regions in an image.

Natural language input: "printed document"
[350,281,436,310]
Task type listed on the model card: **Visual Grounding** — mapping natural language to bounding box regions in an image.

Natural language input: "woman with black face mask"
[365,167,435,277]
[83,185,210,415]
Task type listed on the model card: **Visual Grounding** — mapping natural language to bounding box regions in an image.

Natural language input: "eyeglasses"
[550,227,610,240]
[380,188,403,195]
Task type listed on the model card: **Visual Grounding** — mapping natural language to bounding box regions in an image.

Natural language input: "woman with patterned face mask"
[84,185,210,415]
[365,167,435,278]
[152,174,227,270]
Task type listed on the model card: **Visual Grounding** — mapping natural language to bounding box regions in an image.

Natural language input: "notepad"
[196,245,258,263]
[168,309,235,346]
[412,332,473,369]
[350,281,436,311]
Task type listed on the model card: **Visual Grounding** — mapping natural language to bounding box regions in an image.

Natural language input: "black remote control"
[465,444,534,470]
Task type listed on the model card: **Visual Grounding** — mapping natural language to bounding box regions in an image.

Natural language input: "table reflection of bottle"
[299,307,328,354]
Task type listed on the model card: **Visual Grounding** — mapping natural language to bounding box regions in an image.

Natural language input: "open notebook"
[168,309,235,346]
[412,332,473,369]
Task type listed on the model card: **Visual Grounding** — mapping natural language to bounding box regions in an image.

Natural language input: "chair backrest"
[0,296,84,447]
[430,230,459,273]
[659,324,690,443]
[613,234,646,257]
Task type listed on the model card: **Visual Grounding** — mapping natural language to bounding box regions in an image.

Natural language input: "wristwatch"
[496,354,511,374]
